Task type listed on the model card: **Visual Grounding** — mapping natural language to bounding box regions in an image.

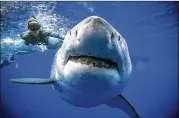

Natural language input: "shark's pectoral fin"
[9,78,54,84]
[105,94,140,118]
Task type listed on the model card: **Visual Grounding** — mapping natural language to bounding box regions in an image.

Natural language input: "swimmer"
[21,17,64,46]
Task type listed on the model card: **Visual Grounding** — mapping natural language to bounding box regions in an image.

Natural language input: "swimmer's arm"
[43,30,65,40]
[15,41,35,55]
[20,31,31,45]
[50,32,64,40]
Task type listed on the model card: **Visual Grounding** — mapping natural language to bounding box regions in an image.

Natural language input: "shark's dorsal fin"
[9,78,54,84]
[105,94,140,118]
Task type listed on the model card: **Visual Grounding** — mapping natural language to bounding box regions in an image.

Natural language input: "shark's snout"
[87,16,104,26]
[84,16,108,31]
[62,16,120,68]
[75,16,112,46]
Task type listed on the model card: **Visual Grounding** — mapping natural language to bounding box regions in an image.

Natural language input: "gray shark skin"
[9,16,140,118]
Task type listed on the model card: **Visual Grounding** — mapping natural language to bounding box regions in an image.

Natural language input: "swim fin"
[105,94,140,118]
[9,78,54,84]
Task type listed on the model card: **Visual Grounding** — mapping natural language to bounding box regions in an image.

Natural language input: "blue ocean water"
[0,1,178,118]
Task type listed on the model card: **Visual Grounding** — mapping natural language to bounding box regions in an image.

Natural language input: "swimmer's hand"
[25,42,30,45]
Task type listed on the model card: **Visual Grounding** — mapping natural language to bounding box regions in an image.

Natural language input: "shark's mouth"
[68,55,118,69]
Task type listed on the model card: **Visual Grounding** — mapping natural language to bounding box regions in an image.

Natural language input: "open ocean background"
[0,1,178,118]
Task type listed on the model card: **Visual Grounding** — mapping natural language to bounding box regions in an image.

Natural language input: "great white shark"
[9,16,140,118]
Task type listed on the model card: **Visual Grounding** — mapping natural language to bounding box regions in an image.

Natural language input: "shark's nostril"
[86,17,103,25]
[86,16,104,26]
[85,17,92,24]
[92,17,103,25]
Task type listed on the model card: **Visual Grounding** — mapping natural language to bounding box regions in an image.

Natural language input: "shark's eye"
[76,30,78,36]
[111,33,114,39]
[69,31,71,35]
[118,36,121,41]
